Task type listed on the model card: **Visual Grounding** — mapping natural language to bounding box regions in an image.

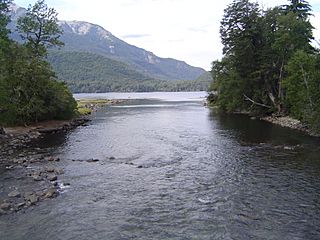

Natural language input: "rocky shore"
[0,98,125,215]
[261,115,319,137]
[0,117,90,215]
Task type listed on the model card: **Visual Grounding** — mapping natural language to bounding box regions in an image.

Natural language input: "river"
[1,92,320,240]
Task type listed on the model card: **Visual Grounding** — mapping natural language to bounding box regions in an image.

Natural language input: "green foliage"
[0,0,76,126]
[17,0,63,57]
[47,50,210,92]
[211,0,318,123]
[283,50,320,131]
[0,0,11,41]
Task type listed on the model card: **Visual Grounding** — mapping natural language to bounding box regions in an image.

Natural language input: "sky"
[14,0,320,70]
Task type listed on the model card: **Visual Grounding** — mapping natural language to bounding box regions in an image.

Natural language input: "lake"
[1,92,320,240]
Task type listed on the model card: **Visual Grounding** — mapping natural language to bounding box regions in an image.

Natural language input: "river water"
[1,92,320,240]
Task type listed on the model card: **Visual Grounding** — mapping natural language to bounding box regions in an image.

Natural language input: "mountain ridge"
[7,3,210,92]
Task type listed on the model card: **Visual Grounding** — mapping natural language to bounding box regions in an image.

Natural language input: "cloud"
[14,0,320,70]
[122,34,151,39]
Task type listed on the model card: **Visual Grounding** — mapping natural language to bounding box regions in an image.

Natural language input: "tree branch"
[243,94,272,109]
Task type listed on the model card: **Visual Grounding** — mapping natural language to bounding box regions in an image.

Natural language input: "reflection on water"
[1,92,320,240]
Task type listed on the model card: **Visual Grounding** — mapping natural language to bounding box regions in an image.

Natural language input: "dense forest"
[47,51,212,93]
[0,0,76,125]
[209,0,320,132]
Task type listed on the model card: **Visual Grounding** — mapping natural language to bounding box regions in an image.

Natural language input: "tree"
[0,0,77,125]
[17,0,63,57]
[282,0,312,19]
[216,0,268,112]
[0,0,11,41]
[283,50,320,131]
[211,0,316,114]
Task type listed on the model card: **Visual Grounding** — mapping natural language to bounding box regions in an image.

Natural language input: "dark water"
[1,92,320,240]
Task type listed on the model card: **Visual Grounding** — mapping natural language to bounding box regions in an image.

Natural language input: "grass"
[76,99,111,116]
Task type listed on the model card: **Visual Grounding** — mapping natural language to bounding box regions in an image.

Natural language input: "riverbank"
[261,115,319,137]
[1,99,124,141]
[0,98,125,215]
[206,100,319,137]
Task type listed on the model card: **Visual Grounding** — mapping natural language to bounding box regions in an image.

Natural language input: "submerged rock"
[16,202,26,208]
[86,158,99,163]
[25,193,38,205]
[32,173,42,181]
[0,127,5,135]
[44,188,58,198]
[0,202,11,211]
[47,175,58,181]
[8,190,21,198]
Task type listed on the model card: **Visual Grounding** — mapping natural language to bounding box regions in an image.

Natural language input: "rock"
[284,146,295,150]
[86,158,99,163]
[44,188,58,198]
[47,175,57,181]
[55,168,64,175]
[32,174,42,181]
[25,194,38,205]
[0,127,5,135]
[0,202,11,210]
[137,165,143,169]
[47,156,55,161]
[16,202,26,208]
[109,156,116,160]
[46,167,55,173]
[8,190,21,198]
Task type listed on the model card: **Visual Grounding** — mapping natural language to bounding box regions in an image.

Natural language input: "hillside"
[48,51,210,93]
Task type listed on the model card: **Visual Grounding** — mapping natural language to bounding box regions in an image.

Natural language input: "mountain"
[57,20,205,81]
[8,4,210,92]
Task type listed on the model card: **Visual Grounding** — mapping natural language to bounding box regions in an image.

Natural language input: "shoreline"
[260,115,319,137]
[0,98,124,215]
[206,103,319,138]
[0,99,125,142]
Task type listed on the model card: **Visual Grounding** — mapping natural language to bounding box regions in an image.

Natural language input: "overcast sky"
[14,0,320,70]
